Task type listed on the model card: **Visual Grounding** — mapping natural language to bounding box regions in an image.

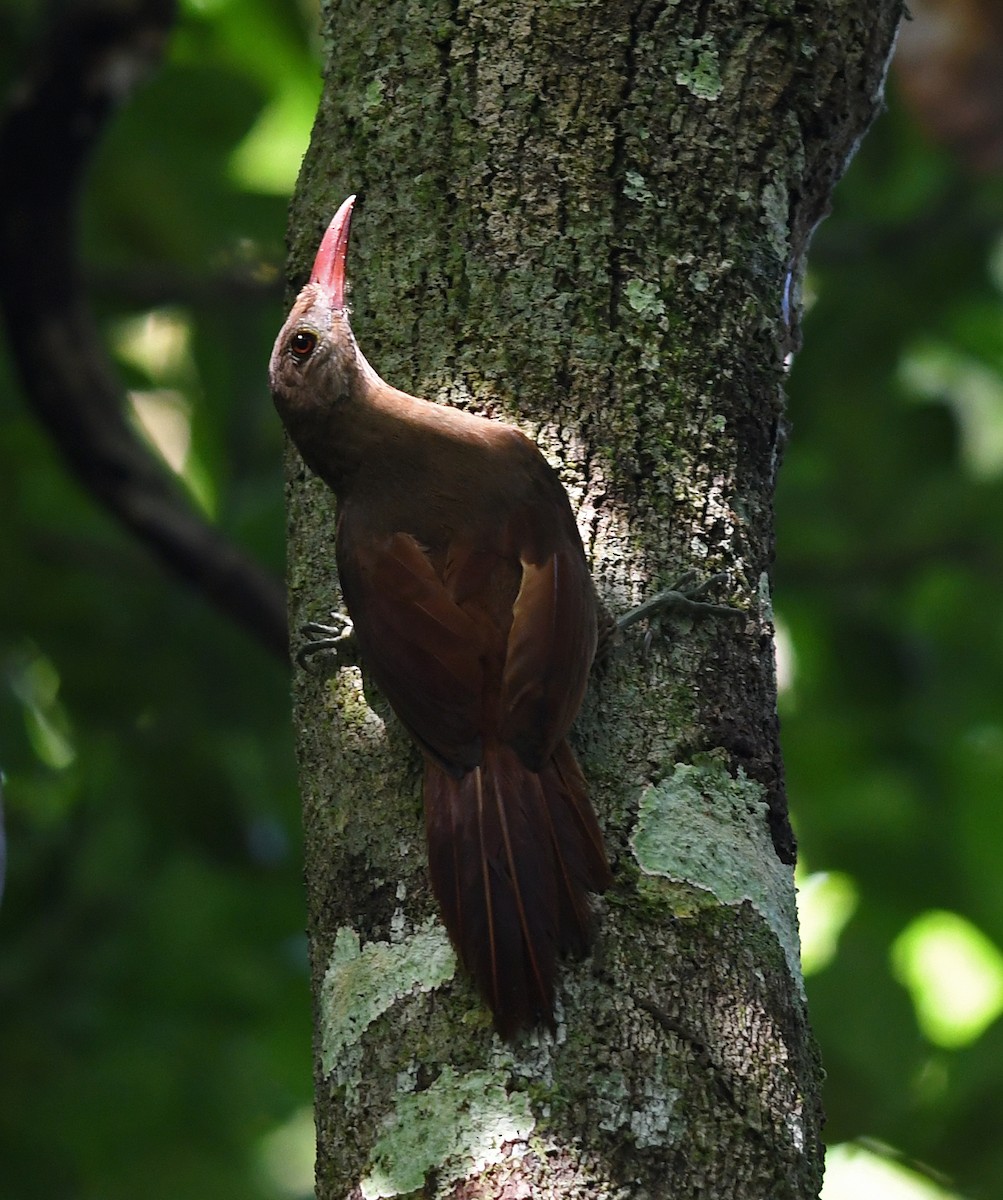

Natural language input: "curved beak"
[310,195,356,310]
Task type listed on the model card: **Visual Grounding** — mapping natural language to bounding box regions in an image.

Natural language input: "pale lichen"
[624,278,666,319]
[595,1066,683,1151]
[320,918,456,1078]
[358,1066,535,1199]
[675,36,723,101]
[760,177,791,263]
[631,756,804,996]
[624,169,656,205]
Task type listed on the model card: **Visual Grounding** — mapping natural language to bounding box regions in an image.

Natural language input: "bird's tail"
[423,740,611,1036]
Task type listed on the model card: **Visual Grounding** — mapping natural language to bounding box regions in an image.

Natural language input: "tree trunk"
[282,2,903,1196]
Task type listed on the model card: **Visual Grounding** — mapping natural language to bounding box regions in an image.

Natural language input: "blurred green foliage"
[782,100,1003,1198]
[0,1,319,1197]
[1,1,1002,1197]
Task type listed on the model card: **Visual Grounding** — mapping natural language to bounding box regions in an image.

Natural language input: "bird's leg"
[600,572,745,663]
[618,571,743,631]
[296,610,359,672]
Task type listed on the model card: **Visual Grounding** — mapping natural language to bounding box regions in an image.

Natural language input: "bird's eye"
[288,330,318,361]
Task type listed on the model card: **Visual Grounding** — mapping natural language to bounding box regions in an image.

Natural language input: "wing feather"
[338,528,487,768]
[338,496,597,773]
[500,543,598,768]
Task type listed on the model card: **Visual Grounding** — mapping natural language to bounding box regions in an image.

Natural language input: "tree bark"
[283,2,903,1196]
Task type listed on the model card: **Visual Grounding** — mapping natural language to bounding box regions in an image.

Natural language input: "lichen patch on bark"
[630,754,804,997]
[320,919,456,1079]
[358,1066,535,1199]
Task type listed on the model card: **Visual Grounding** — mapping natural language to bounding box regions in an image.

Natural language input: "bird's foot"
[616,572,745,658]
[296,611,359,672]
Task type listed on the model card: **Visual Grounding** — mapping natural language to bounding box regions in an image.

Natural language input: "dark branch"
[90,264,283,310]
[0,0,289,660]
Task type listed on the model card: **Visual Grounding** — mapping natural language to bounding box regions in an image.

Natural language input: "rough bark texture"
[283,2,903,1196]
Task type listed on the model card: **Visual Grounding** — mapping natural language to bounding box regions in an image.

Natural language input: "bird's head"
[268,195,360,423]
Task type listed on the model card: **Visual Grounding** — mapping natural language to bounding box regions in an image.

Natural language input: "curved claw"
[296,611,358,673]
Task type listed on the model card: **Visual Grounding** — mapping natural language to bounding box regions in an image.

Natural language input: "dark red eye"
[288,329,318,361]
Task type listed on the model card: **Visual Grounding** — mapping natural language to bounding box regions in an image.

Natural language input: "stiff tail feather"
[424,740,611,1036]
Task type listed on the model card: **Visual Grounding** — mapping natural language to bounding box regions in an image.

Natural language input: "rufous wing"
[337,528,487,770]
[338,507,609,1035]
[500,540,598,768]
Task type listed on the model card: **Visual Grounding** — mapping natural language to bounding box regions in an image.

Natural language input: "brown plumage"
[269,197,610,1035]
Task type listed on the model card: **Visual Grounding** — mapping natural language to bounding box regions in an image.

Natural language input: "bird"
[269,196,611,1036]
